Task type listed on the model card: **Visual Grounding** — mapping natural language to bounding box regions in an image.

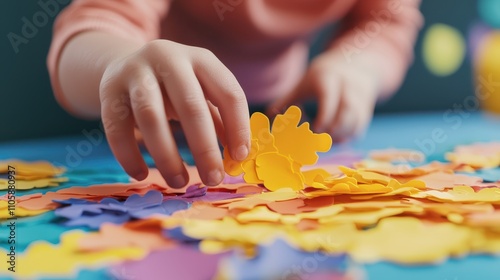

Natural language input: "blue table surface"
[2,111,500,280]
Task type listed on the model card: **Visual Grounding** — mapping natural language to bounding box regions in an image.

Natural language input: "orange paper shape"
[369,148,425,163]
[78,219,173,252]
[445,142,500,169]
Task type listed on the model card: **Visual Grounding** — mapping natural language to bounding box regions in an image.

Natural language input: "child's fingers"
[267,77,309,117]
[311,74,342,133]
[207,101,227,147]
[194,52,250,161]
[129,68,188,188]
[328,83,370,142]
[329,105,358,143]
[100,78,149,181]
[161,62,224,186]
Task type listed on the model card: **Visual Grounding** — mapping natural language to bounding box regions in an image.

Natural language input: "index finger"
[193,51,250,162]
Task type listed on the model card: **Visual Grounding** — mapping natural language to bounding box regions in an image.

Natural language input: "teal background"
[0,0,478,143]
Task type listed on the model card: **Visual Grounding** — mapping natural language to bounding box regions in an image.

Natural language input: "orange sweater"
[48,0,422,106]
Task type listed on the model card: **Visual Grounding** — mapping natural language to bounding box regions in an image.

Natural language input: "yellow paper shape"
[224,139,260,177]
[0,231,145,278]
[302,168,331,189]
[236,206,281,223]
[0,201,48,218]
[297,224,359,253]
[172,217,281,245]
[223,106,333,192]
[413,185,500,204]
[251,112,278,154]
[271,106,332,166]
[0,160,65,179]
[338,166,392,185]
[348,217,472,264]
[319,207,422,227]
[255,152,304,191]
[471,229,500,254]
[0,177,68,190]
[241,160,263,184]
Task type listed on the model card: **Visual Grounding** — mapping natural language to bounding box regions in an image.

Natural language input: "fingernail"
[207,169,223,186]
[233,145,249,161]
[170,174,187,188]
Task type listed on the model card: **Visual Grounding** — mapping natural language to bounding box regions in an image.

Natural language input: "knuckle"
[144,40,166,55]
[221,85,245,104]
[122,60,146,79]
[194,46,215,58]
[179,96,207,118]
[133,101,159,125]
[133,101,155,116]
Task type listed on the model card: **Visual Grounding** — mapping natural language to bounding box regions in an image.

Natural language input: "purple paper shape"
[188,192,245,202]
[316,150,363,167]
[130,199,190,219]
[55,204,106,219]
[124,190,163,209]
[181,184,207,198]
[222,175,245,184]
[54,197,128,219]
[64,212,130,229]
[222,239,347,280]
[164,192,245,203]
[163,227,200,243]
[110,245,229,280]
[53,198,95,205]
[55,190,176,227]
[99,197,130,212]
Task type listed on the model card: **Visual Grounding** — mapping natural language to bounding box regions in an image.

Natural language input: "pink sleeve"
[331,0,423,96]
[47,0,170,111]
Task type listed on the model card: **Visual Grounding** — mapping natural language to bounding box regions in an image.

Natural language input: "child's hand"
[99,40,250,187]
[268,50,380,142]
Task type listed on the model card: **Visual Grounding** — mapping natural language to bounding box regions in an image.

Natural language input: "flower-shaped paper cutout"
[223,106,332,191]
[255,152,303,191]
[271,106,332,166]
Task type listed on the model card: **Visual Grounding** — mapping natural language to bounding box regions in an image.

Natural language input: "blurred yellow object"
[422,24,465,76]
[475,32,500,114]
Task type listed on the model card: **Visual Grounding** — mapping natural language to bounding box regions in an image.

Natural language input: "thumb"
[266,75,311,117]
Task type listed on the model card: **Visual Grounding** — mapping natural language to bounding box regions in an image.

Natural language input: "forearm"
[58,31,143,119]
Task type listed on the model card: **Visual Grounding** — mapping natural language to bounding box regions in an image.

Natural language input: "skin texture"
[59,32,250,188]
[58,32,382,188]
[268,48,382,143]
